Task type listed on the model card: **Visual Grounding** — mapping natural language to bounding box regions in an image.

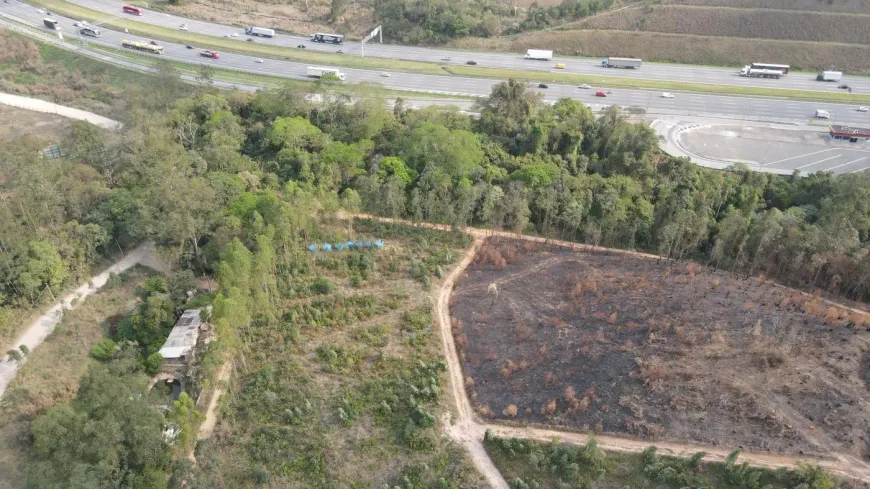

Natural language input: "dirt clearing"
[0,105,71,141]
[451,238,870,464]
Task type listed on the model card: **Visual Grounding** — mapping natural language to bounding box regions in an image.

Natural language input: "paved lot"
[678,124,870,174]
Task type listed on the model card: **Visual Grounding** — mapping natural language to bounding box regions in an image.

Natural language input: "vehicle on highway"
[179,23,188,30]
[255,58,264,63]
[441,56,451,61]
[596,90,607,97]
[839,84,850,90]
[578,84,592,89]
[524,49,553,61]
[337,49,344,54]
[223,34,231,38]
[199,50,220,59]
[247,38,254,42]
[816,70,842,82]
[73,20,89,27]
[466,60,477,65]
[186,45,195,49]
[555,63,565,69]
[311,32,344,44]
[381,72,391,77]
[79,26,100,37]
[122,5,143,15]
[230,33,238,37]
[815,109,831,119]
[739,66,784,79]
[661,92,674,99]
[122,39,163,55]
[245,26,274,38]
[297,44,306,49]
[538,83,549,89]
[149,40,159,45]
[43,18,60,30]
[307,66,346,81]
[858,106,868,112]
[750,62,790,75]
[602,57,642,69]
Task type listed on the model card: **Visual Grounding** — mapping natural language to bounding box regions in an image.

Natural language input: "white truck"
[602,57,642,69]
[740,65,783,79]
[306,66,346,81]
[245,26,275,38]
[815,109,831,119]
[524,49,553,61]
[816,70,842,82]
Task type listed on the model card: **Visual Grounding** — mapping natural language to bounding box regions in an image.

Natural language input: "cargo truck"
[43,18,60,30]
[816,71,843,82]
[740,66,783,79]
[602,57,642,69]
[245,26,275,38]
[306,66,346,81]
[524,49,553,61]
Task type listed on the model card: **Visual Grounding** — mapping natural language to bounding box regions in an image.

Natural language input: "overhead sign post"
[360,25,382,58]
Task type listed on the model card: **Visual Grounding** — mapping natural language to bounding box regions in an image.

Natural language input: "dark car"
[186,45,195,49]
[538,83,548,89]
[246,37,254,42]
[297,44,306,49]
[149,40,158,45]
[839,84,850,90]
[466,60,477,65]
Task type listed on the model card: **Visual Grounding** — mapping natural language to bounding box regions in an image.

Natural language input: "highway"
[4,2,870,126]
[31,0,870,95]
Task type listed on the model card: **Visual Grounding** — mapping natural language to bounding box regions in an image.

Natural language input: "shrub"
[145,351,163,375]
[503,404,518,417]
[310,277,336,295]
[89,338,118,361]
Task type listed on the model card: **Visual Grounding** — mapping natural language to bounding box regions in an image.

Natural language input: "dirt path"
[0,241,155,398]
[197,359,232,440]
[340,212,870,485]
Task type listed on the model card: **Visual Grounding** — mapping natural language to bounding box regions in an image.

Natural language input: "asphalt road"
[4,2,870,126]
[35,0,870,95]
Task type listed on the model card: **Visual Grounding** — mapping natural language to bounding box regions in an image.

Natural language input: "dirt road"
[0,241,155,397]
[341,213,870,485]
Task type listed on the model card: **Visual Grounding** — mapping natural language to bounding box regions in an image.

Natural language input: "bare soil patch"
[661,0,870,14]
[451,238,870,461]
[0,105,71,141]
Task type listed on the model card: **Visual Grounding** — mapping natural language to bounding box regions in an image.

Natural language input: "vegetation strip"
[24,0,870,105]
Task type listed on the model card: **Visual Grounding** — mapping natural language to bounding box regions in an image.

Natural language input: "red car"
[595,90,607,97]
[199,50,220,59]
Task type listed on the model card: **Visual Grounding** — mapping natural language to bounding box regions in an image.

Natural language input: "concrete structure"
[829,125,870,143]
[159,308,206,369]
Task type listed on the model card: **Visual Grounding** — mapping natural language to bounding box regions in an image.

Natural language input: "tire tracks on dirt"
[341,213,870,485]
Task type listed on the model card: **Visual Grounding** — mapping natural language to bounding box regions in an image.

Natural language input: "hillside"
[453,0,870,73]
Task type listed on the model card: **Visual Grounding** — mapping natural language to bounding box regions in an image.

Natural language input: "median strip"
[27,0,870,105]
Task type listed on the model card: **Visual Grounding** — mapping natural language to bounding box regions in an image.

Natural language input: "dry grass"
[578,5,870,45]
[661,0,870,14]
[0,106,72,141]
[0,266,153,489]
[452,29,870,73]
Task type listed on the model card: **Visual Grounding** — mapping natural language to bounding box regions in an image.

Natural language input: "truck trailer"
[43,18,60,30]
[602,57,642,69]
[306,66,346,81]
[524,49,553,61]
[245,26,275,38]
[740,66,783,79]
[816,71,843,82]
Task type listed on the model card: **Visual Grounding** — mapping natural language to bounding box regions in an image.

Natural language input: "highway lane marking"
[795,155,841,170]
[760,148,834,166]
[824,157,867,172]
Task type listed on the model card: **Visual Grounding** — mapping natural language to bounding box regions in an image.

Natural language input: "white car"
[179,23,188,30]
[859,106,869,112]
[74,20,89,27]
[231,33,239,37]
[381,72,391,77]
[223,33,231,38]
[661,92,674,99]
[578,84,592,89]
[441,56,451,61]
[255,58,264,63]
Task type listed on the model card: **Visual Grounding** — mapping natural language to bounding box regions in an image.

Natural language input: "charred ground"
[451,238,870,461]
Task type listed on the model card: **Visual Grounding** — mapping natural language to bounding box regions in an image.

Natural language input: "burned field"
[451,238,870,460]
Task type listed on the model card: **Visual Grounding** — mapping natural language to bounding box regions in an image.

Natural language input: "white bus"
[311,32,344,44]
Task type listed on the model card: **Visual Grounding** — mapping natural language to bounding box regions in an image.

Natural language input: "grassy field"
[661,0,870,14]
[484,432,850,489]
[578,5,870,45]
[453,29,870,75]
[193,218,486,487]
[0,267,154,489]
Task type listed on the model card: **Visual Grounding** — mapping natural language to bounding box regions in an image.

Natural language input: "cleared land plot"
[678,124,870,174]
[451,239,870,461]
[578,6,870,45]
[661,0,870,14]
[0,105,71,141]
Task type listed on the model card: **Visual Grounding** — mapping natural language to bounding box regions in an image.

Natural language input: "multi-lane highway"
[32,0,870,95]
[3,0,870,125]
